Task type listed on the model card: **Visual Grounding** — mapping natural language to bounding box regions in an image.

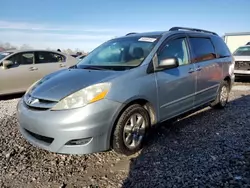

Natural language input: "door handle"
[188,68,195,73]
[195,66,202,71]
[60,64,66,67]
[29,67,38,71]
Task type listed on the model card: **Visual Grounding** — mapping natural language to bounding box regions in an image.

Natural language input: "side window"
[211,36,231,58]
[7,54,18,64]
[51,53,65,62]
[189,37,216,62]
[158,38,189,66]
[21,53,34,65]
[7,52,34,66]
[36,52,65,64]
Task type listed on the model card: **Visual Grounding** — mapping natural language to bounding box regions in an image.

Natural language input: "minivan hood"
[234,56,250,61]
[30,68,121,101]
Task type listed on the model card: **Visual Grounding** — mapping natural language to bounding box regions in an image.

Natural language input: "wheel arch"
[108,98,157,149]
[224,75,232,90]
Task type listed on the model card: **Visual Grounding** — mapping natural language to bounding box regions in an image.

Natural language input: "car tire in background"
[112,104,150,156]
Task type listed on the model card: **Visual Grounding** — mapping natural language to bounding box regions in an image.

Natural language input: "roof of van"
[122,27,219,38]
[125,31,166,36]
[122,31,217,40]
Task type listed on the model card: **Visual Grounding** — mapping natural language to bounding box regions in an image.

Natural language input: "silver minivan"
[17,27,235,156]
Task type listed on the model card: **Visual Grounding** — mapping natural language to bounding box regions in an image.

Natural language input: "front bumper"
[17,98,123,155]
[234,70,250,77]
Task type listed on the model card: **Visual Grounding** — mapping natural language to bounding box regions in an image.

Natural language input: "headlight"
[52,82,111,111]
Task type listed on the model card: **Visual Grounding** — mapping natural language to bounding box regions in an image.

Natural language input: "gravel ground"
[1,82,250,187]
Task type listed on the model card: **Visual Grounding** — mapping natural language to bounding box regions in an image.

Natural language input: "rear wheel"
[211,80,230,109]
[112,104,150,156]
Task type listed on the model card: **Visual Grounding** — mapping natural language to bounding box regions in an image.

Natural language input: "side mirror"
[158,57,179,69]
[2,60,13,69]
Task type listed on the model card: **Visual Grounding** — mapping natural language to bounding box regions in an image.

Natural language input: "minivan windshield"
[76,35,160,70]
[233,46,250,56]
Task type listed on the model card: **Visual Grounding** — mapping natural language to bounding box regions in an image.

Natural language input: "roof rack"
[126,32,137,36]
[169,27,218,35]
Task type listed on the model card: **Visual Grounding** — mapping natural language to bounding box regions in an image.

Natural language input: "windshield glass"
[0,52,12,60]
[77,35,160,69]
[233,46,250,56]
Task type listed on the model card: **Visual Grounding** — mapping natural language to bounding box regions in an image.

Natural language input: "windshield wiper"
[69,65,77,69]
[79,65,134,71]
[82,66,109,70]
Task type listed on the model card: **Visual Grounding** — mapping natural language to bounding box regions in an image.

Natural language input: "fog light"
[66,137,92,145]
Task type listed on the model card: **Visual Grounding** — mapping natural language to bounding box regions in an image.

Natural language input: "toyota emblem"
[26,96,38,105]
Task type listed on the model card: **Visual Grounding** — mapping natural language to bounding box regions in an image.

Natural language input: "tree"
[0,42,18,50]
[20,44,32,50]
[65,48,73,54]
[4,42,11,49]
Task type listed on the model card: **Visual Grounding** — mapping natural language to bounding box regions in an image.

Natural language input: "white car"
[0,49,77,96]
[233,45,250,78]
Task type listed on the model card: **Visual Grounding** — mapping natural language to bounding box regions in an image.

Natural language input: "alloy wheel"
[123,113,146,150]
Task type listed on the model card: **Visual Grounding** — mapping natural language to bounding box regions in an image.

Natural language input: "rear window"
[211,36,231,58]
[189,37,216,62]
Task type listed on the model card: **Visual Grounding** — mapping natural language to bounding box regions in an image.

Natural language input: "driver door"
[155,35,196,121]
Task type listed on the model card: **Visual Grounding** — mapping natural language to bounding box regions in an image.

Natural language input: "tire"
[211,80,230,109]
[112,104,150,156]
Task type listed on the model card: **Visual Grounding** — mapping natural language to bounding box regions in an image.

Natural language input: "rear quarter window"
[211,36,231,58]
[36,52,66,64]
[189,37,216,62]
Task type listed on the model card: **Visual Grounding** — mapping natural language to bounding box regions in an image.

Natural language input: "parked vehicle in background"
[77,54,87,61]
[224,32,250,53]
[71,52,84,58]
[71,54,78,58]
[17,27,235,156]
[233,45,250,78]
[0,49,77,96]
[0,47,6,52]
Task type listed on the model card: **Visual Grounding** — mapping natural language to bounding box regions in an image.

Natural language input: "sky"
[1,0,250,52]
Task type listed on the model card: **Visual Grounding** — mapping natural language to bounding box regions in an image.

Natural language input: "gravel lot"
[1,82,250,187]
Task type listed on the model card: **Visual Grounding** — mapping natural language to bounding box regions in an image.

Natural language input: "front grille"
[24,102,49,111]
[25,129,54,144]
[24,95,57,110]
[235,61,250,70]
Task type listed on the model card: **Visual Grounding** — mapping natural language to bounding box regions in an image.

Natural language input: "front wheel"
[211,80,230,109]
[112,104,150,156]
